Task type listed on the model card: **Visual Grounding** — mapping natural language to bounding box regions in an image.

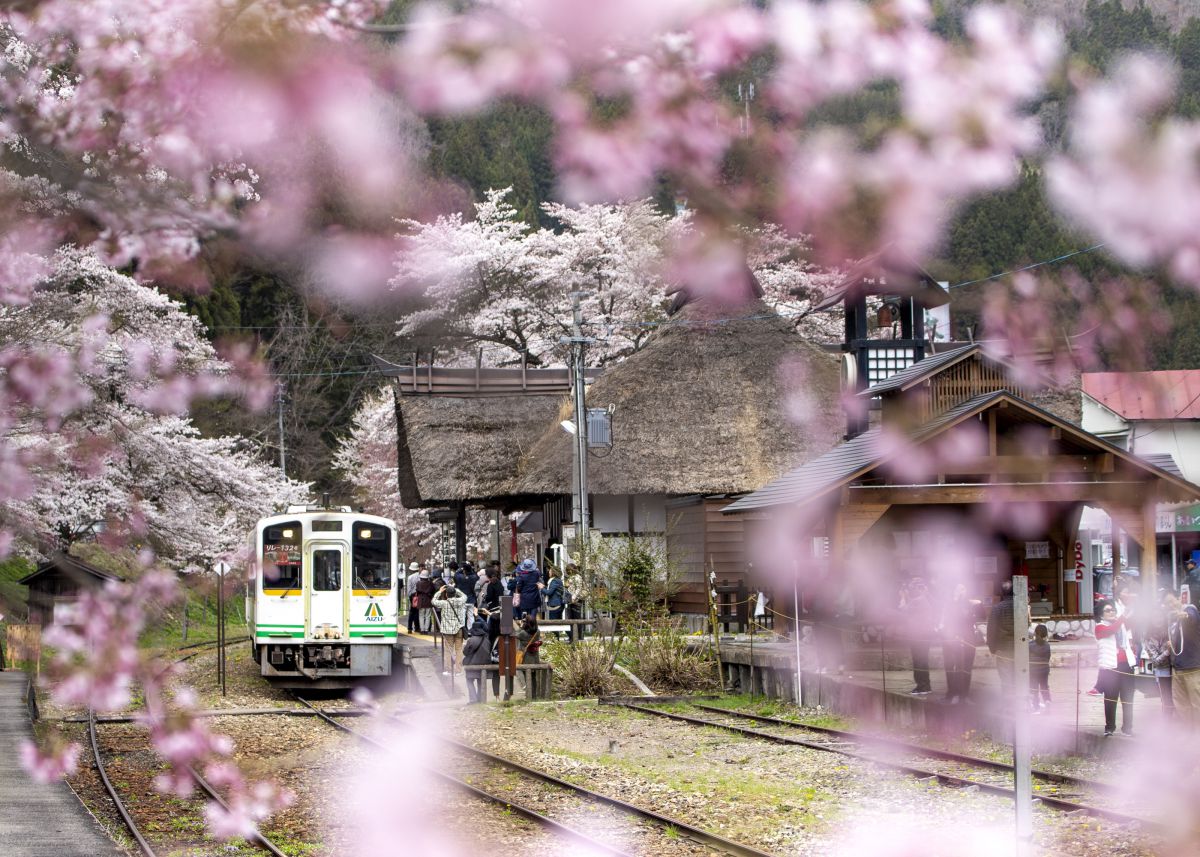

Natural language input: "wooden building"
[378,298,844,617]
[19,553,123,626]
[724,345,1200,614]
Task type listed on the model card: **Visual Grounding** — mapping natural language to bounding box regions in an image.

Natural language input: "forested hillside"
[184,0,1200,494]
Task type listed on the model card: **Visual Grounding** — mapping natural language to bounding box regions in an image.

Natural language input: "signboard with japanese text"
[1025,541,1050,559]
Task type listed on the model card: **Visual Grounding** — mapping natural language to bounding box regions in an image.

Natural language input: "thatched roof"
[393,301,844,506]
[395,393,562,507]
[512,300,843,496]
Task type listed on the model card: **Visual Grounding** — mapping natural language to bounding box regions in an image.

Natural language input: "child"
[1029,623,1052,712]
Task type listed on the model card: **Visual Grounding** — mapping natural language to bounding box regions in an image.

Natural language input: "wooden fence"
[4,624,41,671]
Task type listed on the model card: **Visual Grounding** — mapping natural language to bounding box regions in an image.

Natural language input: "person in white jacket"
[1095,600,1137,737]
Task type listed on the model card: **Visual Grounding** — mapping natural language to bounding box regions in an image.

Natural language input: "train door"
[307,542,348,639]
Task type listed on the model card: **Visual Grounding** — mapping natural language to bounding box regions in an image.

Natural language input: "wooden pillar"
[1111,524,1122,590]
[455,502,467,563]
[1142,502,1158,596]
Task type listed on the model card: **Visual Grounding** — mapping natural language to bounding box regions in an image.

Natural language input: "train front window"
[352,522,392,589]
[262,521,302,592]
[313,550,342,591]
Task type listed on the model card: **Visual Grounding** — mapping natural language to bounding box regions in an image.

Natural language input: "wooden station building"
[377,297,844,618]
[724,343,1200,613]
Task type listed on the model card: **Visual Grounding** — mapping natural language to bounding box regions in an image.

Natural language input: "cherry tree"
[0,248,308,563]
[6,0,1200,847]
[393,189,845,365]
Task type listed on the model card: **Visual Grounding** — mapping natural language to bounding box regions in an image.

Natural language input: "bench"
[464,663,553,702]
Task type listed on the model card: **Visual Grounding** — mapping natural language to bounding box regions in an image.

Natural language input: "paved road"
[0,672,122,856]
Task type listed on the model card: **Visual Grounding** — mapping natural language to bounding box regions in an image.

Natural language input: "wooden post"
[1013,575,1033,850]
[1142,502,1158,596]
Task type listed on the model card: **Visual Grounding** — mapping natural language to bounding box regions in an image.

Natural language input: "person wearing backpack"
[545,567,567,620]
[513,557,543,619]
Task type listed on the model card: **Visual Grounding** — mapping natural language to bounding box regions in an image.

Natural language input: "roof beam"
[848,482,1153,506]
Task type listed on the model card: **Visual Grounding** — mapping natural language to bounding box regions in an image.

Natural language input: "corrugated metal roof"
[1139,453,1184,479]
[1082,370,1200,421]
[721,390,1200,514]
[859,344,979,397]
[723,391,1004,513]
[721,428,886,513]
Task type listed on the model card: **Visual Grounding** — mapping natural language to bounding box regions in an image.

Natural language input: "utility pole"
[276,382,287,478]
[562,292,595,575]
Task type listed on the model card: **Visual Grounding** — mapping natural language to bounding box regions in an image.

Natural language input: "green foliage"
[1069,1,1171,72]
[0,556,35,622]
[427,100,556,226]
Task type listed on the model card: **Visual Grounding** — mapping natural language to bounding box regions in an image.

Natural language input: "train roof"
[256,510,397,529]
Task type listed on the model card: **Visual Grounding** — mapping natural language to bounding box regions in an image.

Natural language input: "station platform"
[710,637,1171,755]
[0,672,121,856]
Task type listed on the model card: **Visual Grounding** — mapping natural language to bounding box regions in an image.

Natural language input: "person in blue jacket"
[513,557,543,618]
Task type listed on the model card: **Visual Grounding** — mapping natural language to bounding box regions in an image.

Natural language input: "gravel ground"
[437,700,1163,857]
[38,644,1172,856]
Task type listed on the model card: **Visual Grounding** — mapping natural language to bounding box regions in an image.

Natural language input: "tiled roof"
[1083,370,1200,421]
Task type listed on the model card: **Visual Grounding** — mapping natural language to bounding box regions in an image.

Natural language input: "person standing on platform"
[482,566,504,650]
[987,580,1018,698]
[463,615,495,701]
[899,577,934,696]
[1169,595,1200,728]
[1029,623,1052,712]
[455,562,477,626]
[940,583,982,704]
[405,562,421,633]
[432,582,467,676]
[545,567,567,620]
[1184,558,1200,606]
[566,562,585,621]
[1096,599,1136,737]
[513,557,543,619]
[1143,594,1176,718]
[416,568,436,634]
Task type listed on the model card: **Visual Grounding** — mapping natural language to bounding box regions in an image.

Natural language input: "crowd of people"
[884,576,1200,735]
[401,556,585,700]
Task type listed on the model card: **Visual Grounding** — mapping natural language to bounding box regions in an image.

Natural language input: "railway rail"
[293,692,775,857]
[87,711,288,857]
[607,698,1164,834]
[80,635,279,857]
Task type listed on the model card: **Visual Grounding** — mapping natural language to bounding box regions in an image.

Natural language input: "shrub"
[542,637,619,697]
[623,620,718,692]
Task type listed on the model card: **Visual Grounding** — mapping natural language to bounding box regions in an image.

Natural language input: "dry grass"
[542,638,620,697]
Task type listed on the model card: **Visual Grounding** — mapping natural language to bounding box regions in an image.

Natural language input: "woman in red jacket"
[1095,600,1136,737]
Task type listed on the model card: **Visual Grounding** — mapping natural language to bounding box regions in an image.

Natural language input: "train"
[247,504,400,687]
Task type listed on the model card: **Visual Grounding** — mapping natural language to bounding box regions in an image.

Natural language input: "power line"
[948,244,1108,290]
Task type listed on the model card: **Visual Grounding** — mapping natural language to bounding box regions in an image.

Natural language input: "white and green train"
[248,505,400,687]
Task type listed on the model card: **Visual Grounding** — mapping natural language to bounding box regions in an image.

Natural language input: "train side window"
[352,522,392,589]
[313,550,342,591]
[262,521,302,591]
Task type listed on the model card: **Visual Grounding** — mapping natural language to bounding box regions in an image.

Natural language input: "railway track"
[87,711,288,857]
[293,692,774,857]
[608,699,1164,833]
[79,635,276,857]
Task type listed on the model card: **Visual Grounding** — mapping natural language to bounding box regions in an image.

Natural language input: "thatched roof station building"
[378,299,843,615]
